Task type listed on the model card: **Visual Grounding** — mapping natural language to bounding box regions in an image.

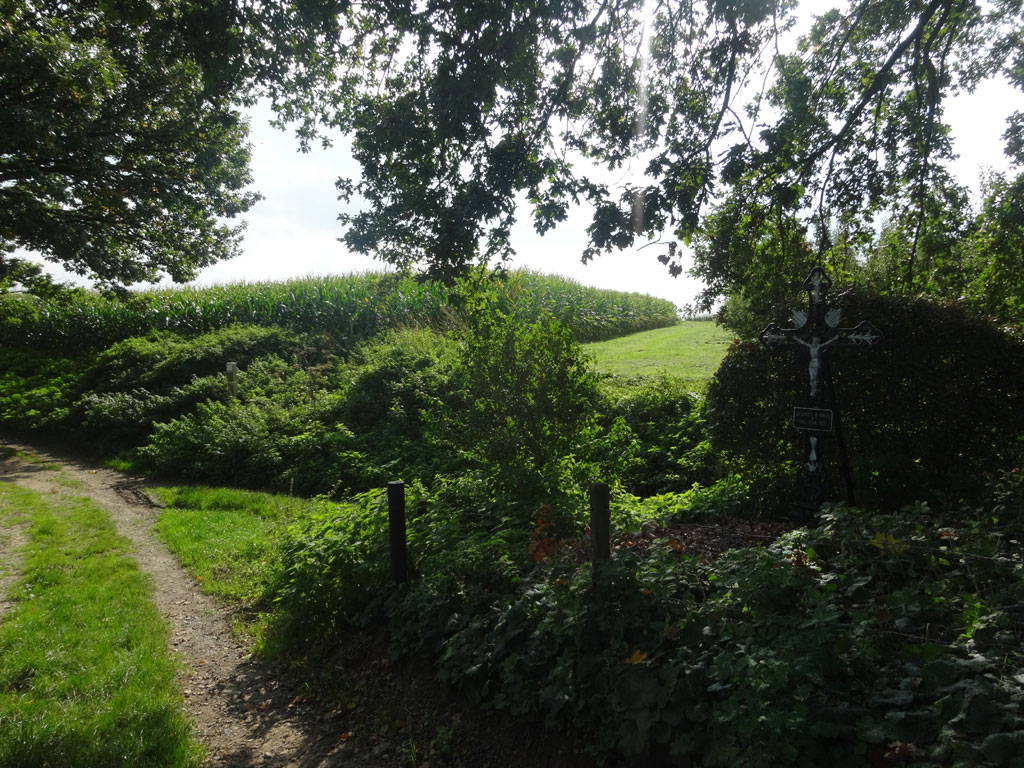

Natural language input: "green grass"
[0,484,202,768]
[150,487,307,609]
[585,320,733,390]
[149,487,326,652]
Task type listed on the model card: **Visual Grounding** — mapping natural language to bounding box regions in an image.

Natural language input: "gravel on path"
[0,440,358,768]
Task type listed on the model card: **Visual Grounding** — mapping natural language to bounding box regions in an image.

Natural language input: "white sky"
[23,16,1022,309]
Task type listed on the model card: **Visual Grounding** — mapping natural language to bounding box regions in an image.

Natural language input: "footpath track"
[0,440,356,768]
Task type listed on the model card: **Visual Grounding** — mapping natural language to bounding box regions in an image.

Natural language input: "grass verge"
[0,483,202,768]
[149,487,302,604]
[149,486,307,645]
[585,320,732,390]
[143,485,589,766]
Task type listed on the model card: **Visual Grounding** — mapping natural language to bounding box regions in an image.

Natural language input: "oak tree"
[0,0,259,287]
[256,0,1023,304]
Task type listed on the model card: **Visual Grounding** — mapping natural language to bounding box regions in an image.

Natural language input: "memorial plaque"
[793,407,833,432]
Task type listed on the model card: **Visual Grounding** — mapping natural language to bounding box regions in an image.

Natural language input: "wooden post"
[590,482,610,566]
[225,361,239,397]
[387,481,408,584]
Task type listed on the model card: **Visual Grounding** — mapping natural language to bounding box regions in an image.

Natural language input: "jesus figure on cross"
[793,334,840,397]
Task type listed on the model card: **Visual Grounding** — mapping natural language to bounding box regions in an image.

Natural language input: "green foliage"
[0,323,339,462]
[139,366,371,496]
[0,286,672,497]
[0,0,258,287]
[79,324,310,394]
[0,349,81,430]
[427,303,626,500]
[232,0,1024,303]
[339,329,460,481]
[256,467,1024,765]
[270,490,394,649]
[139,329,461,495]
[0,484,201,767]
[604,375,718,496]
[0,257,80,299]
[706,289,1024,510]
[0,270,678,354]
[960,171,1024,326]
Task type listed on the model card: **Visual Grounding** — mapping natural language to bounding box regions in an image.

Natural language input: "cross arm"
[832,320,882,347]
[759,323,804,349]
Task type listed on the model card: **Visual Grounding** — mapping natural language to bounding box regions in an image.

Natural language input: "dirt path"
[0,440,355,768]
[0,501,28,623]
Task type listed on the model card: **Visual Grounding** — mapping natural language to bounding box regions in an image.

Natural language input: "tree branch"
[801,0,949,175]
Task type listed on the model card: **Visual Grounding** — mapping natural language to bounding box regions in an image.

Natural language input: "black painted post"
[590,482,610,567]
[387,481,408,584]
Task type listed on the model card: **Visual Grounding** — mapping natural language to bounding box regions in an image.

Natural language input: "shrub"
[337,328,460,481]
[271,491,393,648]
[140,359,372,496]
[427,305,616,501]
[603,376,719,496]
[266,470,1024,765]
[78,324,322,395]
[0,349,81,431]
[706,289,1024,511]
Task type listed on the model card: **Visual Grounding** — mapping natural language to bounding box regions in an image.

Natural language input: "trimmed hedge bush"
[706,289,1024,511]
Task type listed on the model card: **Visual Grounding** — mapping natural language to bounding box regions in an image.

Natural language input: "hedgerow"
[707,290,1024,512]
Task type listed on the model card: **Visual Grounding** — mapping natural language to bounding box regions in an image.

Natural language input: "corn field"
[0,271,680,354]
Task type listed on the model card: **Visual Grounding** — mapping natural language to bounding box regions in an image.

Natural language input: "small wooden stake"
[387,481,408,584]
[225,361,239,397]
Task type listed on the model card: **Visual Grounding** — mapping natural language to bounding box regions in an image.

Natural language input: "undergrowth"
[151,470,1024,766]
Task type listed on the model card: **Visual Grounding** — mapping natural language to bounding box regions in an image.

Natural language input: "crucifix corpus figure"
[758,266,881,525]
[794,335,839,397]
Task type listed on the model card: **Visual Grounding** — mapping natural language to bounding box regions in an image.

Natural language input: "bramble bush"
[138,356,371,495]
[268,470,1024,766]
[425,302,635,505]
[337,328,461,482]
[602,375,718,497]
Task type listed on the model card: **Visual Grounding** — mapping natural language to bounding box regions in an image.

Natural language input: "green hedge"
[706,289,1024,511]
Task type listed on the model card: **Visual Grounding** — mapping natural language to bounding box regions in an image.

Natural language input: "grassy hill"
[585,320,733,390]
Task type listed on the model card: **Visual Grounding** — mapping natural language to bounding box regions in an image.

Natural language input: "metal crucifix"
[758,266,881,525]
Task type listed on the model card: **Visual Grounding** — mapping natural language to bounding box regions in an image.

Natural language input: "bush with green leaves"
[139,357,372,495]
[338,328,460,481]
[0,323,331,455]
[602,375,720,496]
[427,303,632,503]
[265,468,1024,765]
[0,348,82,431]
[706,289,1024,512]
[77,324,325,395]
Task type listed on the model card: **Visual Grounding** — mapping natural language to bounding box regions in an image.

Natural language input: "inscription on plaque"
[793,407,833,432]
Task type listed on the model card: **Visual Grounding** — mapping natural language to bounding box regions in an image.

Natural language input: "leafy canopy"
[0,0,260,287]
[246,0,1023,289]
